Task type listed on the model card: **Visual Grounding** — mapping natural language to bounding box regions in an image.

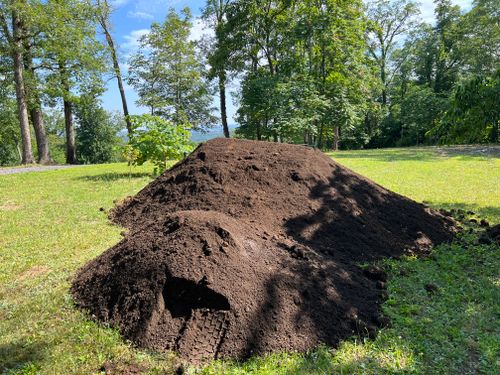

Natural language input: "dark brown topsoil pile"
[71,138,456,363]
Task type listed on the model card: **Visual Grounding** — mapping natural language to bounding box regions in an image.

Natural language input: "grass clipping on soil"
[71,138,456,363]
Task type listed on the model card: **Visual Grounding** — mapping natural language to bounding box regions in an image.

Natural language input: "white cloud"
[127,11,154,20]
[119,17,210,60]
[417,0,473,24]
[121,29,150,54]
[111,0,131,7]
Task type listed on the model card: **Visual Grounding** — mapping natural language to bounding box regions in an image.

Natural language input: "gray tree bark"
[59,63,77,164]
[98,0,132,136]
[24,45,52,164]
[11,8,35,164]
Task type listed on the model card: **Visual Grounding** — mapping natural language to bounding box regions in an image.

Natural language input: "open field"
[0,146,498,374]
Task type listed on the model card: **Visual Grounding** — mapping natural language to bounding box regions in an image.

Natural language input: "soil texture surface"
[71,138,456,363]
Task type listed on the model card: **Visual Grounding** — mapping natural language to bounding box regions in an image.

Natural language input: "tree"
[235,71,279,141]
[75,96,124,164]
[229,0,369,149]
[203,0,234,138]
[24,49,52,164]
[432,72,499,144]
[0,0,35,164]
[0,64,21,165]
[459,0,500,76]
[22,1,52,164]
[399,85,446,145]
[1,0,55,164]
[433,0,463,94]
[43,108,67,164]
[95,0,132,136]
[366,0,420,105]
[127,114,193,175]
[42,0,106,164]
[128,8,217,130]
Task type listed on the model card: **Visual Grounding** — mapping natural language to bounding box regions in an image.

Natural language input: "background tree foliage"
[0,0,498,166]
[127,8,217,130]
[75,96,124,164]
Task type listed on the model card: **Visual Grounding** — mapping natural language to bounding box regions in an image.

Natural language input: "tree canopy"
[0,0,498,166]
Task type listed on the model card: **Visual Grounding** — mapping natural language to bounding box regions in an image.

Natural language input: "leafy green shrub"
[127,114,193,175]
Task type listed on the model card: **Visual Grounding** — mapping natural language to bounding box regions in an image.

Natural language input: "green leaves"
[434,71,500,144]
[127,9,217,131]
[127,114,193,175]
[41,0,107,101]
[74,97,124,164]
[229,0,370,147]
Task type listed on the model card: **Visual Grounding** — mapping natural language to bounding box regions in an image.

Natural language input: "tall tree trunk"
[103,24,132,135]
[24,45,52,164]
[98,0,132,135]
[63,98,76,164]
[381,53,387,106]
[30,108,51,164]
[11,9,35,164]
[333,126,340,151]
[59,63,76,164]
[219,71,230,138]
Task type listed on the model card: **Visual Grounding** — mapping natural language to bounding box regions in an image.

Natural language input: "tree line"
[207,0,498,148]
[0,0,129,165]
[0,0,498,166]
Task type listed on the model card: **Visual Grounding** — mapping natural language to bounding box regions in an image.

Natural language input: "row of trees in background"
[0,0,128,165]
[1,0,499,166]
[202,0,498,148]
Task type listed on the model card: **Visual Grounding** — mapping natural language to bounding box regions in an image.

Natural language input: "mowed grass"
[0,146,498,374]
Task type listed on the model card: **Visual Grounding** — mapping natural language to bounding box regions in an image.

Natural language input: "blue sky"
[101,0,472,123]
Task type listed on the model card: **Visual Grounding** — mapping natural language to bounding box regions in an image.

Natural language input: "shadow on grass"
[428,202,500,223]
[76,172,152,182]
[0,340,47,372]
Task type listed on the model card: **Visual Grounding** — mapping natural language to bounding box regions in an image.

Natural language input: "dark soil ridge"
[71,138,456,363]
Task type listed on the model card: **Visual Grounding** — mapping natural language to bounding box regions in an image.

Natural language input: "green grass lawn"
[0,147,498,374]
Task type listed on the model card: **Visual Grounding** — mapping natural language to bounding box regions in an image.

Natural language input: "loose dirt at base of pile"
[71,138,456,363]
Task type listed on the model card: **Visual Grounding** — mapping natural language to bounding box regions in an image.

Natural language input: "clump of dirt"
[478,224,500,245]
[71,138,456,363]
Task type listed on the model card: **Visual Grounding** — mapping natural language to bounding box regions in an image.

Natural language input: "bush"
[127,114,193,174]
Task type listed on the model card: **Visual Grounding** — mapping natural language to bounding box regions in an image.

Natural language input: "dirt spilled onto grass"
[71,138,456,363]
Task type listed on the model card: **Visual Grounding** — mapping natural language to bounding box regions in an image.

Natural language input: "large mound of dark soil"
[71,138,456,363]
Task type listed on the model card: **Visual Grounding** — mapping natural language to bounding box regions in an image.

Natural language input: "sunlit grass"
[327,146,499,222]
[0,146,498,374]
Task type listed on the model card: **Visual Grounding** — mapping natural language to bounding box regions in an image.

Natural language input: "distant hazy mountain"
[190,124,238,143]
